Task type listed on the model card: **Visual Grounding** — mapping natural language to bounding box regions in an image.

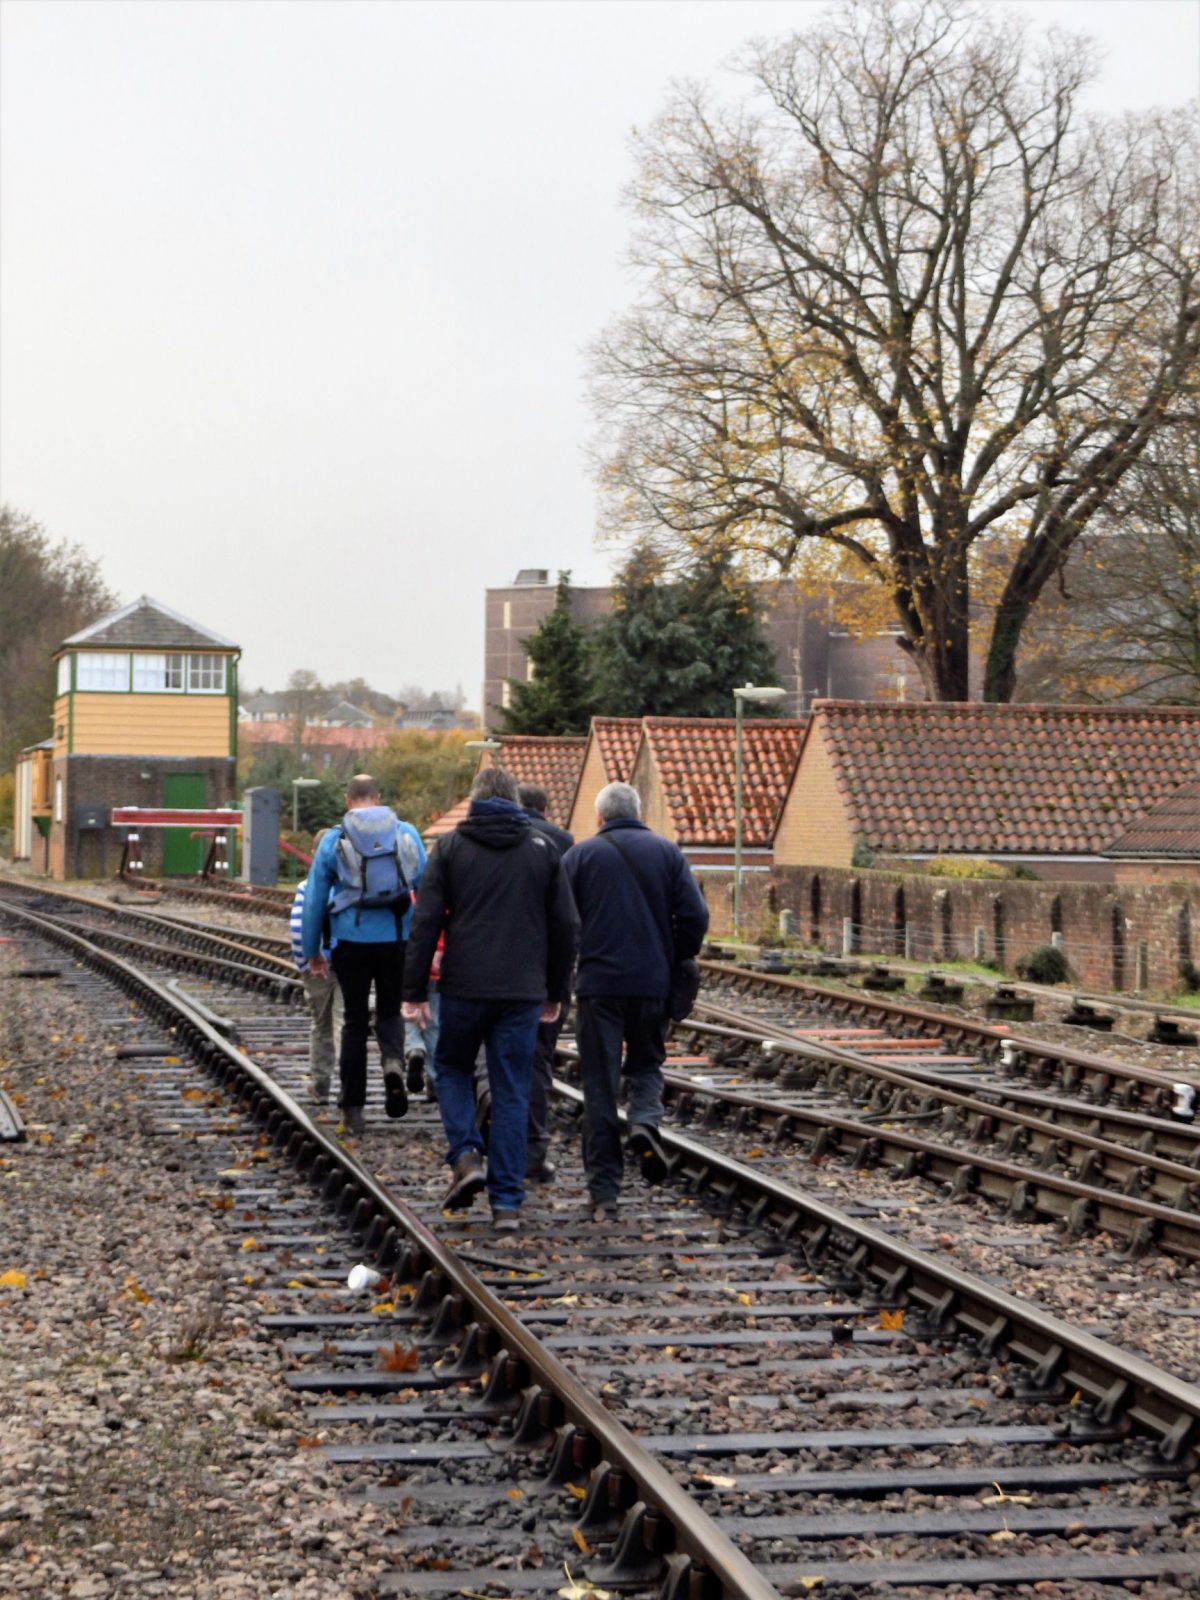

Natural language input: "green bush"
[1014,944,1072,984]
[924,856,1026,881]
[1179,959,1200,994]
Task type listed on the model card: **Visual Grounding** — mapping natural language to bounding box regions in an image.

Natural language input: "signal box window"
[133,654,185,692]
[76,653,130,691]
[188,654,226,693]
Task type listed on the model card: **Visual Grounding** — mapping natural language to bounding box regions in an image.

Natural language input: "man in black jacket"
[517,783,574,1183]
[562,781,709,1222]
[403,766,579,1230]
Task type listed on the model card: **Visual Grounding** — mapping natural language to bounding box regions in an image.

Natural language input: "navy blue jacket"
[562,818,709,1000]
[525,809,574,859]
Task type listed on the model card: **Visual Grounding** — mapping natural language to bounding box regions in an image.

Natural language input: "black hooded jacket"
[403,801,579,1005]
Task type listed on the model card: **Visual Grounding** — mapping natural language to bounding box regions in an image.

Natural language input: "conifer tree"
[498,572,595,735]
[678,550,780,716]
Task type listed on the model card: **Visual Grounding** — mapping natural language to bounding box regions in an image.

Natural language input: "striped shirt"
[289,877,332,968]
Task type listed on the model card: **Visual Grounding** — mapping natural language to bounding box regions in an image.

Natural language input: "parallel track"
[4,885,1200,1595]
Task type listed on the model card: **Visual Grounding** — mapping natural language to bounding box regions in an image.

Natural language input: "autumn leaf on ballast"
[878,1309,905,1330]
[376,1341,419,1373]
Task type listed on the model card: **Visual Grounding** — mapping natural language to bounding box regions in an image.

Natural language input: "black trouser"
[331,940,405,1109]
[526,1013,564,1170]
[575,995,668,1205]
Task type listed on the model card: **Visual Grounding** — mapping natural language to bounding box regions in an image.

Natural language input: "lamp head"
[733,683,787,705]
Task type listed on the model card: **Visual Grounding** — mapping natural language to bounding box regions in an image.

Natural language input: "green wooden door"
[162,773,206,875]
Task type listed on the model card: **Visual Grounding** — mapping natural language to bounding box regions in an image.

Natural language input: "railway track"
[3,885,1200,1595]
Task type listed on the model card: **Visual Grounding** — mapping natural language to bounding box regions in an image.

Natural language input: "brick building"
[774,701,1200,882]
[483,570,925,728]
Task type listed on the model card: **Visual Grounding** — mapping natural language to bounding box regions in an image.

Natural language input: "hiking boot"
[442,1151,485,1211]
[382,1064,409,1119]
[342,1104,366,1138]
[405,1051,426,1094]
[492,1208,521,1233]
[625,1124,669,1184]
[310,1075,330,1105]
[525,1159,556,1185]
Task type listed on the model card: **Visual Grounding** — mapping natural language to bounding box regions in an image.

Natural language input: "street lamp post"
[732,682,787,939]
[291,776,320,833]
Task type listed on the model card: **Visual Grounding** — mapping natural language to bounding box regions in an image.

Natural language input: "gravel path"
[0,932,402,1597]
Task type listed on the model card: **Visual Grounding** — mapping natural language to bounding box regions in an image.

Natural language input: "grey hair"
[471,765,519,803]
[596,781,641,821]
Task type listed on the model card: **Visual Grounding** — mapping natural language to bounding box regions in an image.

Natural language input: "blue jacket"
[301,809,426,956]
[562,818,709,999]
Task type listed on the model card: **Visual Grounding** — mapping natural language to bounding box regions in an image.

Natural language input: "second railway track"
[3,881,1200,1596]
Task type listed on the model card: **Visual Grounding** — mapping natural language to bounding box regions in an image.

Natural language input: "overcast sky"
[2,0,1197,704]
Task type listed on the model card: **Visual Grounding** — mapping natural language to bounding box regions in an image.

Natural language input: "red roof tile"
[641,717,806,847]
[1104,776,1200,859]
[811,701,1200,856]
[592,718,642,784]
[424,795,471,841]
[493,736,587,824]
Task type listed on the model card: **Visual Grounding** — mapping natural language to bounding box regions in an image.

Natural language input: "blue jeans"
[404,988,440,1085]
[576,995,668,1206]
[434,996,541,1211]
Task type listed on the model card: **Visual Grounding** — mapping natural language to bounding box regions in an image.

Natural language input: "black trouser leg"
[526,1014,562,1169]
[373,940,406,1064]
[332,942,373,1109]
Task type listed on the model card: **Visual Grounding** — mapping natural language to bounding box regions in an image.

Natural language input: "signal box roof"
[60,595,238,652]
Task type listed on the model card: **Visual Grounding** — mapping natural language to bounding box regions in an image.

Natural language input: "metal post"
[904,924,916,961]
[733,692,744,938]
[974,925,986,962]
[842,916,854,957]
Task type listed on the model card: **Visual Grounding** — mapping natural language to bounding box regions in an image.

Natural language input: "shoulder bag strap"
[598,831,674,960]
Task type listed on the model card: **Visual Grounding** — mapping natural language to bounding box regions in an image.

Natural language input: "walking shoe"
[342,1104,365,1138]
[492,1209,521,1233]
[310,1075,330,1105]
[525,1159,556,1185]
[382,1064,409,1119]
[442,1151,486,1211]
[405,1050,426,1094]
[625,1124,669,1184]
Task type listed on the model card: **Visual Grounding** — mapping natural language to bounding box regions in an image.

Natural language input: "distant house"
[630,716,806,870]
[773,701,1200,881]
[1103,777,1200,887]
[45,596,240,878]
[316,699,374,730]
[566,717,643,840]
[240,691,291,723]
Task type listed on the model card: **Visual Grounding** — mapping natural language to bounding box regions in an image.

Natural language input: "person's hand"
[539,1001,561,1025]
[402,1001,432,1029]
[307,954,330,980]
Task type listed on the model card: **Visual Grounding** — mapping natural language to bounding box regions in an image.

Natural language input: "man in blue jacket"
[562,781,708,1221]
[302,774,426,1138]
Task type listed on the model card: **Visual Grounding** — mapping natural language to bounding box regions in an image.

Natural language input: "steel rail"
[685,1013,1200,1167]
[693,1000,1200,1201]
[702,960,1200,1111]
[547,1078,1200,1461]
[0,896,782,1600]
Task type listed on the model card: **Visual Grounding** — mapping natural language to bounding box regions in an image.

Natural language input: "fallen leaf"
[572,1528,593,1556]
[695,1471,737,1488]
[377,1341,419,1373]
[565,1483,586,1500]
[506,1488,525,1500]
[878,1309,905,1331]
[296,1435,322,1448]
[239,1238,264,1252]
[123,1276,151,1304]
[744,1146,764,1159]
[0,1269,27,1289]
[797,1580,824,1592]
[371,1300,396,1315]
[989,1528,1017,1543]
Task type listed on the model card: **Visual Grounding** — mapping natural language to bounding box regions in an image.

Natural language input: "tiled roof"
[592,718,642,784]
[641,716,806,847]
[61,596,238,651]
[493,736,587,824]
[424,796,471,841]
[811,701,1200,856]
[1104,777,1200,859]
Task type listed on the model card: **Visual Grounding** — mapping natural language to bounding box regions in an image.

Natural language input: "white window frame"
[187,653,227,694]
[56,656,71,695]
[76,652,130,692]
[133,653,185,692]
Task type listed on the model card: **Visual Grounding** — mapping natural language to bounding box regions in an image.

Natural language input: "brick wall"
[764,864,1196,994]
[52,756,236,880]
[773,724,855,868]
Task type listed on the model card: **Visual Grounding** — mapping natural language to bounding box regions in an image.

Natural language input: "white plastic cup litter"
[346,1264,383,1292]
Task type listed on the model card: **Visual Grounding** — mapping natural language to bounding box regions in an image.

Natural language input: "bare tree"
[285,669,324,758]
[0,505,115,770]
[591,0,1198,701]
[1015,429,1200,703]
